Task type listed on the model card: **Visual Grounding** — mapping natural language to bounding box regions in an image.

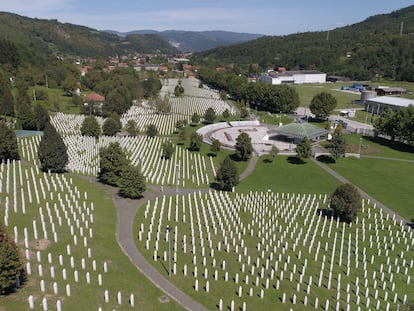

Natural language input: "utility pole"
[400,21,404,36]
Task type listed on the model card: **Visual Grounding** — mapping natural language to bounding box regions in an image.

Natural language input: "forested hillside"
[194,5,414,81]
[0,12,178,59]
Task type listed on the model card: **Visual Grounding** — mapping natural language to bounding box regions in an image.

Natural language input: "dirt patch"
[30,239,51,251]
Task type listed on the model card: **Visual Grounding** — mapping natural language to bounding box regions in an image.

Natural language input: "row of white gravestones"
[102,290,136,307]
[139,189,413,308]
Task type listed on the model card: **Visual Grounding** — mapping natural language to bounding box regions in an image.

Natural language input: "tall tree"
[81,116,101,138]
[0,223,24,294]
[146,124,158,138]
[296,137,312,160]
[161,141,174,160]
[33,104,50,131]
[189,132,203,151]
[38,122,68,173]
[204,107,216,124]
[330,183,361,223]
[215,156,239,191]
[98,142,130,187]
[235,132,253,161]
[329,133,346,160]
[0,122,19,161]
[191,113,200,125]
[119,165,146,199]
[0,73,14,117]
[309,92,337,118]
[102,117,121,136]
[210,138,221,154]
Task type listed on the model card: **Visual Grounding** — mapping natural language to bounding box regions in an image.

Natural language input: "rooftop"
[366,96,414,108]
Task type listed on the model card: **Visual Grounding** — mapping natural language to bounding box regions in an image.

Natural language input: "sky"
[1,0,413,35]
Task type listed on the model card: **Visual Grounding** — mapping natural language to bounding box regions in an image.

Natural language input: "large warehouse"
[261,70,326,85]
[365,96,414,115]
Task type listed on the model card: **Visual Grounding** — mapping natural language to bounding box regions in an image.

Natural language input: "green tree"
[235,132,253,161]
[296,137,312,160]
[119,165,146,199]
[0,122,19,161]
[161,141,174,160]
[329,133,346,159]
[125,120,138,136]
[222,108,230,119]
[215,156,239,191]
[374,108,397,141]
[98,142,130,187]
[309,92,337,118]
[210,138,221,154]
[146,123,158,138]
[0,223,23,294]
[189,132,203,151]
[155,95,171,114]
[0,73,15,117]
[330,183,361,223]
[240,107,249,119]
[81,116,101,138]
[174,84,184,96]
[191,113,200,125]
[204,107,216,124]
[269,145,279,162]
[33,104,50,131]
[178,130,187,144]
[38,122,68,173]
[102,117,121,136]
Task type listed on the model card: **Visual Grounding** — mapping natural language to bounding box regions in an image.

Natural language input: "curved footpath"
[110,153,411,311]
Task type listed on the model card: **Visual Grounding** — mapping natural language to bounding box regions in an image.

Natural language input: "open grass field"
[326,157,414,222]
[237,156,341,195]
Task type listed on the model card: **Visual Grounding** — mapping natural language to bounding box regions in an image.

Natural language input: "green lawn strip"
[293,84,360,109]
[237,155,341,195]
[0,168,182,311]
[327,157,414,221]
[134,190,413,311]
[344,134,414,161]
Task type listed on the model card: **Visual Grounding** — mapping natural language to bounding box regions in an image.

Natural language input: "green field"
[237,156,341,195]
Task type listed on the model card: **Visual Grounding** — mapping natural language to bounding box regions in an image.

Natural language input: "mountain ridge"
[102,29,264,52]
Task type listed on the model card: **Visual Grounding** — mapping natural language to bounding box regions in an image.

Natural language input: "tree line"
[198,68,300,113]
[374,106,414,144]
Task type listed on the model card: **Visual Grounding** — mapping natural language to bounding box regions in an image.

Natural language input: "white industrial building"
[365,96,414,115]
[261,70,326,85]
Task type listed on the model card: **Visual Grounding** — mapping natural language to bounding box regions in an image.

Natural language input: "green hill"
[194,5,414,81]
[0,12,178,59]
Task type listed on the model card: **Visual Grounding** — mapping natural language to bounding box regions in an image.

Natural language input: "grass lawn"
[293,83,360,109]
[344,134,414,161]
[237,155,341,195]
[326,157,414,221]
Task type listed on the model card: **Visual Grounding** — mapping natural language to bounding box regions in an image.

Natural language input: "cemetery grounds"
[1,78,413,310]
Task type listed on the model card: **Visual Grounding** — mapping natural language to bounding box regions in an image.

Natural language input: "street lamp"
[166,225,173,276]
[358,137,363,158]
